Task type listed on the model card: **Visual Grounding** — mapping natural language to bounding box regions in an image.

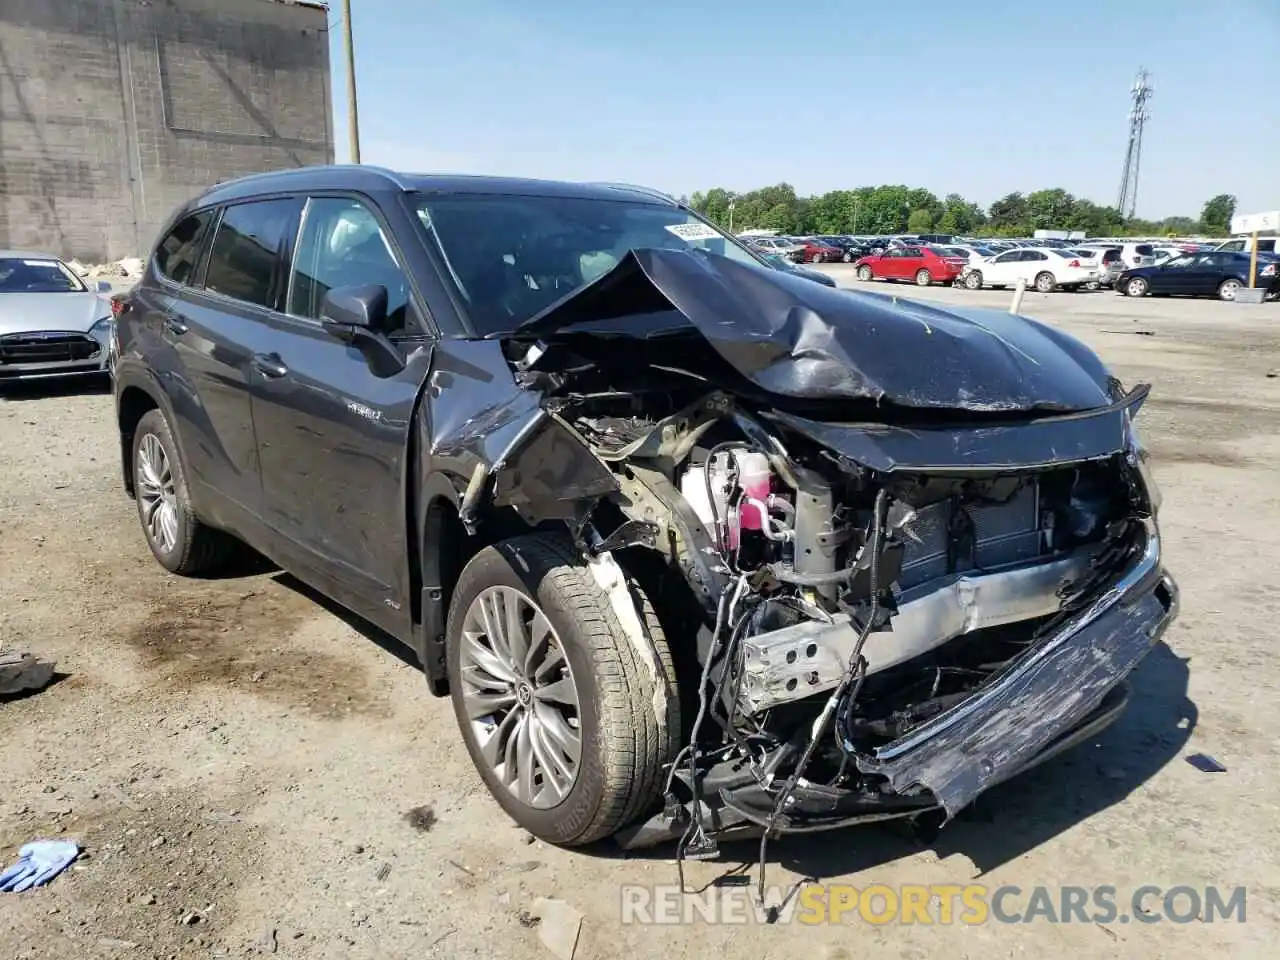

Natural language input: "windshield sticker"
[664,223,723,242]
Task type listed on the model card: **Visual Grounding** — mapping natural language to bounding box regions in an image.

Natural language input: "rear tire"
[1034,271,1056,293]
[915,268,932,286]
[842,250,854,263]
[857,265,874,282]
[446,533,679,846]
[131,409,238,576]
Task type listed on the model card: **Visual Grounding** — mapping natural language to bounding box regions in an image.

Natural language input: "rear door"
[1186,252,1235,295]
[154,199,300,531]
[248,194,434,633]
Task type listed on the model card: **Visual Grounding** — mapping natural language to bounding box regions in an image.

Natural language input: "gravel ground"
[1,275,1278,959]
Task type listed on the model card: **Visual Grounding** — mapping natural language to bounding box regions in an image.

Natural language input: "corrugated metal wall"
[0,0,333,261]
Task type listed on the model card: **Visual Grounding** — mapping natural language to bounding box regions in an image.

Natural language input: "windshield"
[0,258,86,294]
[412,194,761,335]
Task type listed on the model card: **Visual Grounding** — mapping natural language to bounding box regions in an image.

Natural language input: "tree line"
[686,185,1239,239]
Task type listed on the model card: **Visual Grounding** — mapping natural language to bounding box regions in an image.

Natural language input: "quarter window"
[154,211,213,285]
[288,198,413,335]
[204,199,299,308]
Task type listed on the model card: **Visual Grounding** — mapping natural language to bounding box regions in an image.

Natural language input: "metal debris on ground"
[531,898,582,960]
[1186,752,1227,773]
[0,652,56,697]
[0,840,80,892]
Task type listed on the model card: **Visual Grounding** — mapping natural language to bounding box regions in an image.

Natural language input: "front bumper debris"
[854,519,1176,817]
[617,520,1177,848]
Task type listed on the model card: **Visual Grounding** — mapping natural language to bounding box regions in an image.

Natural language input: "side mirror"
[320,284,389,337]
[318,284,405,378]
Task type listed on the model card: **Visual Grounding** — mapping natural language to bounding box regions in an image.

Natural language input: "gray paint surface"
[0,0,334,262]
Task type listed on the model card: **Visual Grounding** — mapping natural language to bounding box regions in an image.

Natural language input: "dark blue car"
[1118,250,1279,301]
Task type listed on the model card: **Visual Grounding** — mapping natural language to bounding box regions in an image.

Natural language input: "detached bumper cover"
[854,520,1177,816]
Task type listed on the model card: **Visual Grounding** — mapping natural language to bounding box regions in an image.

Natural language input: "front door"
[896,246,926,280]
[249,195,433,634]
[1147,255,1195,295]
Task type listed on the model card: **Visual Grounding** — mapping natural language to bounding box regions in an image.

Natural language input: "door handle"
[164,316,188,336]
[250,353,289,379]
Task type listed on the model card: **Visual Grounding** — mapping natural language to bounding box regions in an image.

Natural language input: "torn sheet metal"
[513,248,1116,414]
[855,525,1177,816]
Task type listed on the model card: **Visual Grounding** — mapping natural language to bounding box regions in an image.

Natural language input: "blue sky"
[329,0,1279,220]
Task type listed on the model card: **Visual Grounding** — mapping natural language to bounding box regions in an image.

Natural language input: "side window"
[1219,239,1245,252]
[204,199,299,308]
[1259,239,1277,254]
[993,251,1017,263]
[154,211,213,285]
[902,247,922,257]
[288,197,414,335]
[1028,251,1048,261]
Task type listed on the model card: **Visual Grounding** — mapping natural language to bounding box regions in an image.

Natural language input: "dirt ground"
[2,276,1278,959]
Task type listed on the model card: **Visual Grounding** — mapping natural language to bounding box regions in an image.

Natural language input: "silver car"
[0,251,115,382]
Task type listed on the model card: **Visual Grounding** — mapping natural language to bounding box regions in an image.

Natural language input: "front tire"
[842,250,854,263]
[915,268,932,286]
[131,409,237,575]
[1125,277,1149,297]
[857,265,874,282]
[446,534,679,846]
[1034,271,1057,293]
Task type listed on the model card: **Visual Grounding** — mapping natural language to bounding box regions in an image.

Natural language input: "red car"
[854,245,969,286]
[794,237,844,263]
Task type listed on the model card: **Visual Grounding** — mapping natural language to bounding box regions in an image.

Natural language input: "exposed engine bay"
[438,247,1179,887]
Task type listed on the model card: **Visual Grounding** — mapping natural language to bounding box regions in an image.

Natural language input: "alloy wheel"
[1219,279,1240,301]
[459,586,582,809]
[136,433,179,554]
[1127,278,1148,297]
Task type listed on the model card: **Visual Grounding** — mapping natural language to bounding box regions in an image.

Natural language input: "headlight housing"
[1123,410,1161,517]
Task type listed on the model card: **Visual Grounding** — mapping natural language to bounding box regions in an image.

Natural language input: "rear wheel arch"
[117,383,162,498]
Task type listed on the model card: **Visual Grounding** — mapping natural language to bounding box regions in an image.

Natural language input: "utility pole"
[342,0,361,163]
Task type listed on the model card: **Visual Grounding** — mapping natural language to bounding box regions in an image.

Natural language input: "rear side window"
[204,199,299,308]
[1133,245,1154,256]
[1259,239,1277,253]
[154,211,213,285]
[1102,249,1121,263]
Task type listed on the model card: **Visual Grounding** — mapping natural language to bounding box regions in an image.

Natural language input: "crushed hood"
[513,249,1115,414]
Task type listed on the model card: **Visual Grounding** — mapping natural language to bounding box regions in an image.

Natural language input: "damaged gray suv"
[112,167,1178,855]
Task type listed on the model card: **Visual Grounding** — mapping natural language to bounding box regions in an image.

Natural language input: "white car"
[746,236,804,261]
[962,248,1100,292]
[1069,247,1124,288]
[0,251,115,382]
[1079,241,1157,269]
[942,244,1000,266]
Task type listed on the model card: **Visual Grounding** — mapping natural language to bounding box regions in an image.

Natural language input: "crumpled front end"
[452,247,1178,854]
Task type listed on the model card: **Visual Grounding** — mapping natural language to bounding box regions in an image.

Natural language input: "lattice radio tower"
[1116,69,1153,219]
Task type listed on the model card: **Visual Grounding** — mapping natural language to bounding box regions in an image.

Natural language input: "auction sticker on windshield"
[665,223,723,242]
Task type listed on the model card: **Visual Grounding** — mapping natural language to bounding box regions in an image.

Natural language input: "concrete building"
[0,0,333,262]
